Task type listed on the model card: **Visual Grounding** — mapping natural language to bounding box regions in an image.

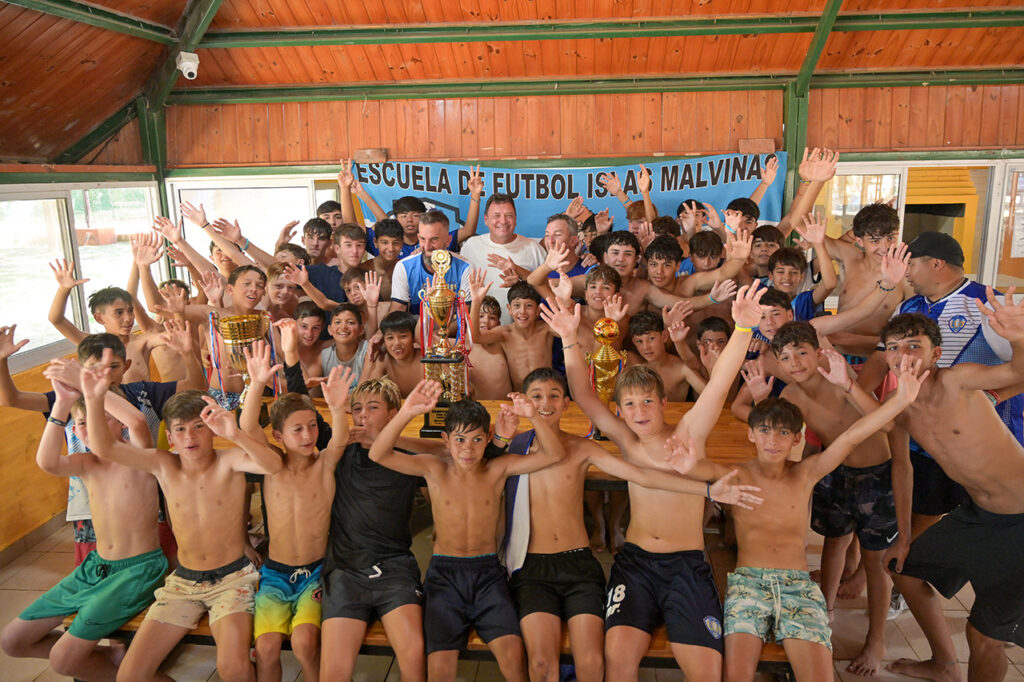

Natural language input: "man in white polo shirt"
[460,194,547,324]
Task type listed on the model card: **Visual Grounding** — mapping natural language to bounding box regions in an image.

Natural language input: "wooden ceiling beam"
[4,0,175,43]
[53,101,137,164]
[196,10,1024,49]
[795,0,843,97]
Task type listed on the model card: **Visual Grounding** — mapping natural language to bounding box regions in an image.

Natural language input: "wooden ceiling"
[0,0,1022,162]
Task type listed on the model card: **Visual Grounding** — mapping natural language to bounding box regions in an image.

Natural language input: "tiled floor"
[1,523,1022,681]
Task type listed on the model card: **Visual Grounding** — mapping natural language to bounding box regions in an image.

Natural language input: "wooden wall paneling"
[592,93,612,156]
[643,93,662,154]
[660,93,682,153]
[310,102,333,163]
[361,100,383,151]
[491,97,511,159]
[251,104,270,164]
[937,86,961,149]
[558,95,577,157]
[278,102,301,162]
[729,90,749,149]
[540,96,561,156]
[818,89,840,149]
[978,86,1002,147]
[440,99,459,160]
[608,94,630,155]
[890,87,911,148]
[997,86,1019,147]
[460,99,479,159]
[711,91,732,152]
[220,104,240,164]
[765,90,784,144]
[85,118,144,165]
[573,94,596,157]
[1018,87,1024,148]
[747,90,768,141]
[905,87,928,148]
[695,92,715,152]
[806,90,823,149]
[525,97,547,156]
[923,86,947,148]
[958,86,984,149]
[427,99,446,159]
[837,88,861,151]
[477,97,496,158]
[872,88,893,151]
[233,104,254,164]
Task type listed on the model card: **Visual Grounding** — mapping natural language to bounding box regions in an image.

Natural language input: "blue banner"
[353,152,785,239]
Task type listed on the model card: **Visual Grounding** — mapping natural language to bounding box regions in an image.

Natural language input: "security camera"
[176,51,200,80]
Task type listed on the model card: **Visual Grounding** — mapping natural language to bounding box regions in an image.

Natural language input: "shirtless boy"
[81,356,284,682]
[0,378,165,681]
[289,301,328,383]
[370,386,567,681]
[468,296,513,400]
[664,364,921,682]
[541,283,769,681]
[771,322,905,676]
[49,259,161,383]
[240,343,353,682]
[469,274,554,391]
[626,311,707,401]
[878,309,1024,682]
[506,368,764,682]
[531,265,630,358]
[363,311,422,396]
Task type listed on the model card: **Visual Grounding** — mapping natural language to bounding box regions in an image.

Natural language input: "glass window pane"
[0,198,71,354]
[175,186,310,262]
[995,169,1024,290]
[72,188,154,318]
[813,174,902,239]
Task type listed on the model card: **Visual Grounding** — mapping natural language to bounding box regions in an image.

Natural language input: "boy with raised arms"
[369,385,567,682]
[626,311,707,401]
[663,361,922,682]
[468,295,514,400]
[239,342,353,682]
[506,367,764,682]
[362,310,422,396]
[80,354,284,682]
[877,309,1024,682]
[541,283,769,681]
[0,377,164,681]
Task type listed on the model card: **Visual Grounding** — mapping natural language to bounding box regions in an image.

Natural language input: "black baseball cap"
[907,231,964,268]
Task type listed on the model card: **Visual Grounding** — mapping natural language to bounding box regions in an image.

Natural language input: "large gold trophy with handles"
[585,318,626,440]
[213,312,271,406]
[418,250,470,437]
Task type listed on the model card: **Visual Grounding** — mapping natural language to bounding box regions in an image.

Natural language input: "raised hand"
[337,158,354,189]
[508,392,536,418]
[977,285,1024,341]
[131,233,164,267]
[679,202,698,235]
[699,342,721,373]
[760,155,779,186]
[598,171,622,196]
[664,435,699,475]
[44,357,83,391]
[667,319,690,344]
[322,365,355,410]
[544,241,571,272]
[153,285,187,317]
[487,253,517,282]
[637,164,652,195]
[731,282,769,329]
[211,218,243,244]
[165,244,190,268]
[724,229,753,261]
[603,293,629,323]
[701,202,723,229]
[793,209,826,246]
[179,201,208,227]
[400,380,443,417]
[709,470,764,510]
[741,358,775,402]
[159,319,193,355]
[565,195,585,220]
[49,259,89,290]
[79,356,113,401]
[550,271,573,304]
[494,402,520,440]
[594,208,614,234]
[880,242,910,287]
[816,348,853,390]
[200,395,240,439]
[273,318,299,358]
[355,271,382,308]
[243,340,281,386]
[152,216,182,244]
[662,299,694,328]
[723,209,743,234]
[0,324,30,359]
[277,220,300,246]
[367,329,386,363]
[199,270,225,305]
[893,355,928,403]
[539,297,581,339]
[634,221,656,251]
[580,252,598,269]
[468,268,492,301]
[281,263,310,287]
[798,147,839,183]
[51,376,80,404]
[468,165,484,200]
[710,279,738,305]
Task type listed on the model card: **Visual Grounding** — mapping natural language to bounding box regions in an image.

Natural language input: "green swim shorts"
[723,566,832,649]
[20,548,167,641]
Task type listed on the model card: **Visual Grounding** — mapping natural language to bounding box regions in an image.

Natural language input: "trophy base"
[420,402,450,438]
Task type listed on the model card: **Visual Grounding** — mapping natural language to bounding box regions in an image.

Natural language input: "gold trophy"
[585,318,627,440]
[418,250,469,437]
[214,312,271,406]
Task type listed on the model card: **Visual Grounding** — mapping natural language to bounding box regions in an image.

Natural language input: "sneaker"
[888,591,909,620]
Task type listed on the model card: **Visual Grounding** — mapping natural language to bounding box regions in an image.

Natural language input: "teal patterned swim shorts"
[723,566,832,649]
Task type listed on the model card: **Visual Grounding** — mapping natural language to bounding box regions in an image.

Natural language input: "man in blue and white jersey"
[390,210,473,318]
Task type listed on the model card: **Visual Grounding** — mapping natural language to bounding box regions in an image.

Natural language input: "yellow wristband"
[735,324,753,333]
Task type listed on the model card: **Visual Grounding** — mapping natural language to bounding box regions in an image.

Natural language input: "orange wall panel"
[166,92,785,166]
[83,119,145,166]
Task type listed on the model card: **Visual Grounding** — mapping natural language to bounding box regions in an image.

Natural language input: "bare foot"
[886,658,961,682]
[610,525,626,555]
[847,640,885,677]
[838,564,867,600]
[589,526,606,554]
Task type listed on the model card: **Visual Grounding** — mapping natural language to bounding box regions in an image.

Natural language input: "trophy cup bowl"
[215,312,270,406]
[418,250,467,437]
[586,317,624,440]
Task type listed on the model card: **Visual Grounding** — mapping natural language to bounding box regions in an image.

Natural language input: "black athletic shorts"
[423,554,521,654]
[811,460,898,551]
[605,543,724,652]
[322,554,423,623]
[509,548,606,621]
[911,450,969,516]
[900,500,1024,646]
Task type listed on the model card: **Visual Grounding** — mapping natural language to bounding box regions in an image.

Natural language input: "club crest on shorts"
[703,615,723,639]
[948,315,967,334]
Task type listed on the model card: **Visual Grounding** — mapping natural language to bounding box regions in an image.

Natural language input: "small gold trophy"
[214,312,271,405]
[418,250,470,437]
[585,318,626,440]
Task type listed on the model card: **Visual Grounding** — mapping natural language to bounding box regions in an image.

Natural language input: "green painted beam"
[837,150,1024,162]
[195,9,1024,49]
[145,0,224,108]
[0,171,156,184]
[795,0,843,96]
[812,69,1024,88]
[167,74,788,104]
[53,103,137,164]
[4,0,175,43]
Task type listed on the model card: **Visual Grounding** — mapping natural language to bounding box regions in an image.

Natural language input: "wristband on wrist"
[709,293,719,305]
[240,239,250,253]
[845,380,854,394]
[562,342,579,350]
[735,324,753,333]
[202,222,211,228]
[706,481,712,500]
[877,279,895,292]
[47,416,68,427]
[493,434,511,444]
